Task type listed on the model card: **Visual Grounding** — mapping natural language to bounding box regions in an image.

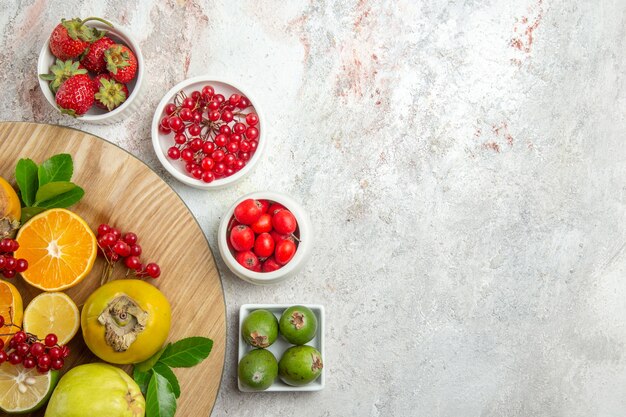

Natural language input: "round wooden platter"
[0,122,226,416]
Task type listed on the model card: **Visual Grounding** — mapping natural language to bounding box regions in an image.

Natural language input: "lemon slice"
[24,292,80,345]
[0,363,58,413]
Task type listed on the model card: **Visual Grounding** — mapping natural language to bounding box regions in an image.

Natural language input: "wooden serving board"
[0,122,225,417]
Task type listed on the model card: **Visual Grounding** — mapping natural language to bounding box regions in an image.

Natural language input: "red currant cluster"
[159,85,260,183]
[96,224,161,280]
[228,199,299,272]
[0,238,28,279]
[0,315,69,373]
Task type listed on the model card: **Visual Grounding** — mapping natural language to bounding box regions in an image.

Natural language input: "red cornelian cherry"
[246,113,259,126]
[181,149,194,161]
[246,127,259,140]
[219,125,231,135]
[146,263,161,278]
[44,333,58,347]
[202,85,214,98]
[182,97,195,109]
[201,171,215,183]
[201,157,215,171]
[174,134,187,145]
[165,103,177,115]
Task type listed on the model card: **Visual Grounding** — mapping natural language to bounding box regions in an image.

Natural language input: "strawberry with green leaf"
[49,17,113,60]
[94,74,129,111]
[81,36,115,73]
[104,44,138,83]
[39,59,87,93]
[55,74,96,116]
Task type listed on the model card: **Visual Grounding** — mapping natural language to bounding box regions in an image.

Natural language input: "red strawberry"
[81,36,115,73]
[55,74,96,116]
[39,59,87,93]
[104,44,138,83]
[49,17,112,60]
[93,74,129,111]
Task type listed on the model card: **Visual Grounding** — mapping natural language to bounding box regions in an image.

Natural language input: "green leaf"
[36,186,84,209]
[133,368,152,397]
[38,154,73,186]
[20,207,46,223]
[146,372,177,417]
[158,337,213,368]
[153,363,181,398]
[15,159,38,206]
[135,344,169,373]
[35,181,76,204]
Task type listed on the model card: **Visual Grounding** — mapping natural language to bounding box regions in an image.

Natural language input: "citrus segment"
[24,292,80,345]
[15,208,97,291]
[0,363,58,413]
[0,280,23,344]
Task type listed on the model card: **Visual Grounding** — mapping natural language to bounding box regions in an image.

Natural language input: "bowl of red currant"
[217,191,313,285]
[151,76,264,189]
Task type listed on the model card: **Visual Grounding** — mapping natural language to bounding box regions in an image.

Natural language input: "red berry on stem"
[182,97,195,109]
[214,134,227,147]
[51,358,64,370]
[246,113,259,126]
[246,127,259,140]
[181,149,194,162]
[233,122,246,134]
[168,147,181,160]
[174,134,187,145]
[208,110,220,121]
[188,124,201,137]
[211,150,225,162]
[219,125,231,135]
[0,351,6,364]
[165,103,177,115]
[254,233,275,258]
[262,256,281,272]
[146,263,161,278]
[239,140,251,153]
[13,331,27,344]
[180,107,192,121]
[275,239,297,265]
[16,342,30,356]
[2,269,16,278]
[202,85,214,99]
[45,334,58,347]
[130,244,142,257]
[169,116,183,131]
[230,225,255,251]
[229,93,241,105]
[234,199,263,225]
[201,157,215,171]
[8,352,22,365]
[123,233,138,245]
[0,315,5,327]
[235,250,260,271]
[272,210,297,234]
[214,94,225,104]
[15,259,28,273]
[252,213,273,234]
[37,354,51,368]
[202,141,216,154]
[238,96,250,108]
[125,256,141,270]
[201,171,215,183]
[113,241,131,257]
[23,356,36,369]
[30,343,45,357]
[268,203,286,215]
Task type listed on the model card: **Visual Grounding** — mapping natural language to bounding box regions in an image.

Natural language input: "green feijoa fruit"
[278,345,323,386]
[242,309,279,348]
[279,305,317,345]
[238,349,278,391]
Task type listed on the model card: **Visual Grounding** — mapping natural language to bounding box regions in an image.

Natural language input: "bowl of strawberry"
[218,192,312,285]
[37,16,144,124]
[152,76,264,188]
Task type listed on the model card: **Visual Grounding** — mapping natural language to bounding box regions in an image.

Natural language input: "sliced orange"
[0,280,23,344]
[24,292,80,345]
[15,208,97,291]
[0,176,21,238]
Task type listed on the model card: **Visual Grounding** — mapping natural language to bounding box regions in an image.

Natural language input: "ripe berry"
[165,103,177,115]
[174,134,187,145]
[214,134,227,147]
[275,239,297,265]
[254,233,275,258]
[2,269,16,278]
[251,213,273,234]
[235,250,259,271]
[262,256,281,272]
[246,127,259,140]
[272,210,297,235]
[15,259,28,273]
[0,351,6,364]
[51,358,64,370]
[146,263,161,278]
[230,225,255,251]
[45,334,58,347]
[16,342,30,356]
[125,256,141,270]
[123,233,138,245]
[8,352,22,365]
[13,331,27,344]
[234,199,263,225]
[202,85,215,99]
[246,113,259,126]
[239,140,251,153]
[23,356,36,369]
[268,203,286,215]
[168,147,181,159]
[130,244,142,257]
[169,116,183,131]
[113,241,131,257]
[0,239,13,252]
[201,157,215,171]
[182,97,195,109]
[37,354,51,368]
[97,224,111,236]
[0,315,4,327]
[201,171,215,183]
[30,342,45,357]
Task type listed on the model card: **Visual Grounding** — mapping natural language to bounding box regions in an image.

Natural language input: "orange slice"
[15,208,97,291]
[0,280,23,344]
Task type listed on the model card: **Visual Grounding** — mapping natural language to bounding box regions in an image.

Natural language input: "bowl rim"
[218,191,312,282]
[150,75,266,189]
[37,20,144,121]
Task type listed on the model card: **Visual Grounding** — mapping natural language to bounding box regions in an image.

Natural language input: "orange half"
[15,208,97,291]
[0,280,23,344]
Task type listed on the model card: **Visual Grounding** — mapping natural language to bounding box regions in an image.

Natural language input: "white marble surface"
[2,0,626,416]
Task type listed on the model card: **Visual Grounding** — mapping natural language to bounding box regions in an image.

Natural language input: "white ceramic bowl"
[238,304,325,392]
[37,20,145,124]
[151,76,265,189]
[218,191,312,285]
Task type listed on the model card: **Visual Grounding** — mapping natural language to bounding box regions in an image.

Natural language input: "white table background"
[2,1,626,416]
